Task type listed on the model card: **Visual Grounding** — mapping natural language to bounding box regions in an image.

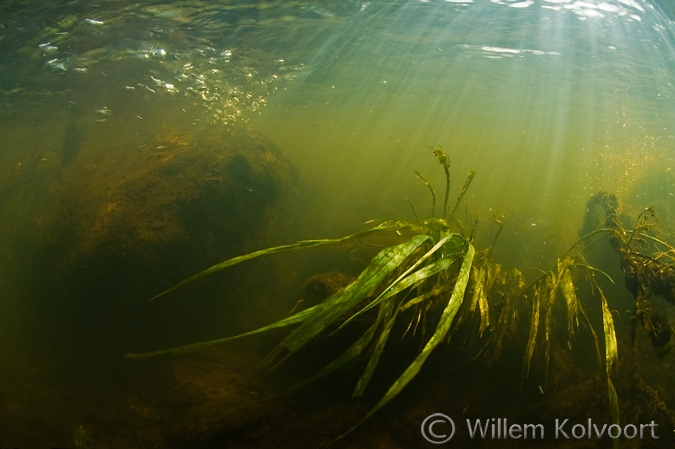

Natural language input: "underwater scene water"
[2,0,675,447]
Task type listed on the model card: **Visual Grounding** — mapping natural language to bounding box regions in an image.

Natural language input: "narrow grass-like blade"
[353,300,399,397]
[478,279,490,336]
[334,242,475,442]
[455,264,483,330]
[432,146,452,220]
[399,284,452,313]
[477,263,501,336]
[524,284,542,377]
[414,170,436,218]
[559,268,579,339]
[599,286,618,376]
[338,251,457,331]
[608,378,620,449]
[470,266,485,312]
[599,285,620,449]
[150,221,415,301]
[449,170,476,220]
[543,297,553,378]
[642,233,675,251]
[123,305,317,359]
[575,263,615,284]
[282,235,430,353]
[579,301,602,369]
[286,300,393,394]
[374,235,454,302]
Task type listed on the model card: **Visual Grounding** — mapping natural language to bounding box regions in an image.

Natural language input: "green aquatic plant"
[128,148,486,440]
[73,424,92,449]
[517,248,620,448]
[432,145,452,219]
[125,150,673,445]
[413,170,435,217]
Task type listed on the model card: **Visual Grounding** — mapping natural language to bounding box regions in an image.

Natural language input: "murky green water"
[2,1,675,448]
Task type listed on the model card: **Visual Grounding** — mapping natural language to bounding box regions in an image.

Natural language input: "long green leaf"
[334,241,475,442]
[150,220,415,301]
[572,263,615,284]
[281,235,430,354]
[338,251,458,331]
[599,287,618,376]
[399,283,452,313]
[286,300,393,394]
[478,267,490,335]
[599,285,620,449]
[449,170,476,220]
[543,296,553,378]
[478,263,501,336]
[414,170,436,218]
[524,283,542,377]
[373,235,454,303]
[123,305,318,359]
[470,266,485,312]
[559,268,579,339]
[454,265,482,330]
[608,378,620,449]
[353,300,399,397]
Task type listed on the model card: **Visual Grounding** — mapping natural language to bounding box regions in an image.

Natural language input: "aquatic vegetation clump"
[73,424,92,449]
[126,148,675,444]
[584,191,675,349]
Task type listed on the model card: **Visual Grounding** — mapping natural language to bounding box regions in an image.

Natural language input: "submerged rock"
[0,125,296,349]
[165,356,271,444]
[300,270,354,305]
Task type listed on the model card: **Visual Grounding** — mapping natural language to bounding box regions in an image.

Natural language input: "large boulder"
[0,125,296,350]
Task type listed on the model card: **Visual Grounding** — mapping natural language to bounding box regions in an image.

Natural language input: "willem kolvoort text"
[466,418,659,440]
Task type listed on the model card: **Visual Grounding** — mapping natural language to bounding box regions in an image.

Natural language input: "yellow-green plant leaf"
[353,300,399,397]
[334,241,475,442]
[599,285,620,449]
[470,266,485,312]
[449,170,476,220]
[339,251,458,330]
[287,300,394,394]
[543,294,553,377]
[478,284,490,336]
[282,234,430,354]
[150,220,416,301]
[123,305,318,359]
[524,284,541,377]
[455,265,485,331]
[608,378,620,449]
[398,283,452,313]
[368,234,455,304]
[599,286,618,376]
[473,266,490,336]
[560,268,579,339]
[414,169,436,218]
